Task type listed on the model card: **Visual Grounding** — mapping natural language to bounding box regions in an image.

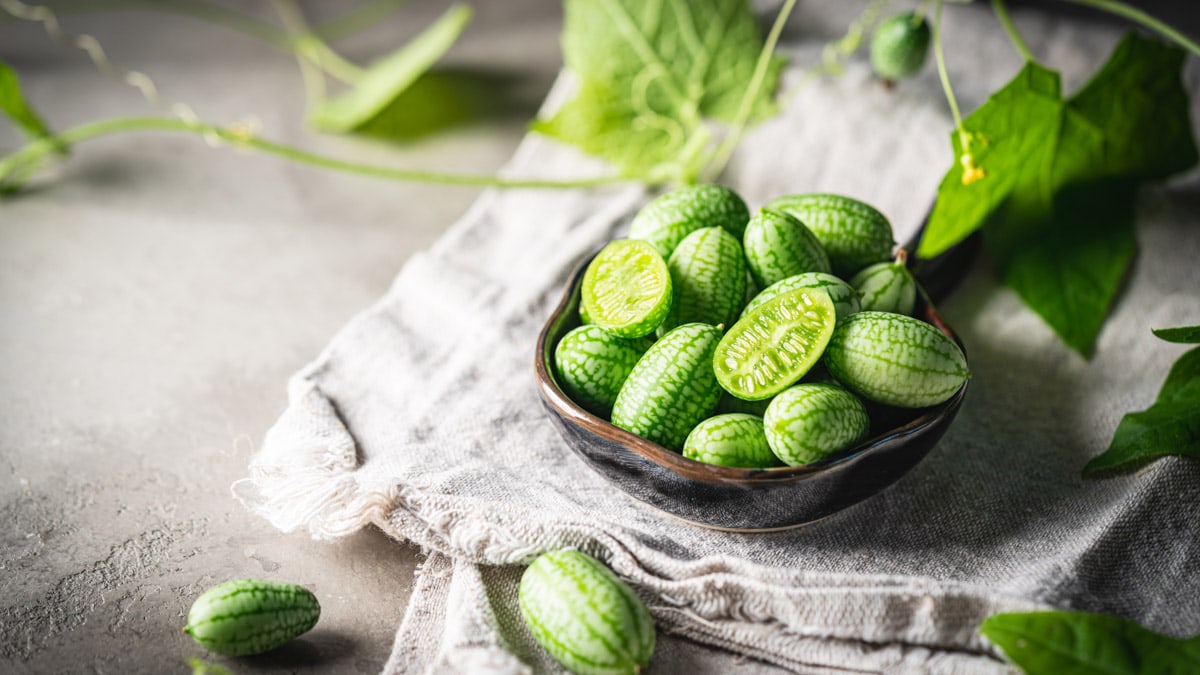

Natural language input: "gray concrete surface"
[0,2,560,672]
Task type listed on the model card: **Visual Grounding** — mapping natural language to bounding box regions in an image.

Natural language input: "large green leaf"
[532,0,782,183]
[981,611,1200,674]
[918,34,1197,356]
[309,4,472,133]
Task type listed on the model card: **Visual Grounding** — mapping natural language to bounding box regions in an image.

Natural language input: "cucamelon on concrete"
[611,323,723,451]
[555,325,650,416]
[824,311,968,408]
[519,550,655,675]
[683,413,779,468]
[742,272,861,323]
[764,383,870,465]
[714,287,837,401]
[658,226,747,336]
[850,252,916,315]
[629,184,750,258]
[743,208,831,287]
[766,194,895,278]
[581,239,672,339]
[184,578,320,656]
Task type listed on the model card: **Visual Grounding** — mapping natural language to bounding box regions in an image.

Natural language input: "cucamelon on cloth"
[658,226,747,336]
[580,239,672,339]
[850,254,916,315]
[629,184,750,258]
[764,383,870,466]
[555,325,650,416]
[714,287,837,401]
[683,413,779,468]
[742,272,861,323]
[611,323,723,451]
[519,550,655,675]
[765,194,895,278]
[743,208,831,287]
[184,578,320,656]
[824,311,969,408]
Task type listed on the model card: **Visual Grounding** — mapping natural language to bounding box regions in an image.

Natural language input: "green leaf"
[309,4,472,133]
[1153,325,1200,344]
[532,0,783,183]
[0,59,64,151]
[981,611,1200,675]
[1084,345,1200,476]
[918,34,1197,356]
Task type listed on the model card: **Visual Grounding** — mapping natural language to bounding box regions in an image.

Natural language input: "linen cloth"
[244,14,1200,674]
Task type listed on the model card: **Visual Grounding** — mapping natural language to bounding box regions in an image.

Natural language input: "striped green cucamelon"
[184,579,320,656]
[629,185,750,258]
[763,383,870,465]
[850,254,916,315]
[658,227,747,336]
[714,287,837,401]
[519,550,655,675]
[870,12,931,82]
[555,325,650,416]
[743,208,831,287]
[683,414,779,468]
[742,272,861,323]
[581,239,672,339]
[765,194,895,278]
[611,323,723,451]
[824,311,969,408]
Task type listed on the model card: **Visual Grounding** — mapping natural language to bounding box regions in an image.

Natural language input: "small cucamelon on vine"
[870,12,932,82]
[824,311,969,408]
[850,251,916,315]
[658,226,747,335]
[611,323,723,451]
[629,185,750,257]
[765,194,895,278]
[555,325,650,416]
[742,271,862,323]
[683,413,779,468]
[764,383,870,465]
[581,239,672,339]
[184,579,320,656]
[743,208,831,287]
[519,550,655,675]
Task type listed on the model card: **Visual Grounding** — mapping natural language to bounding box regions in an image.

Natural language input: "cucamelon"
[629,185,750,258]
[765,194,895,278]
[743,208,831,287]
[658,226,747,335]
[581,239,672,339]
[555,325,649,416]
[824,311,968,408]
[763,383,869,465]
[184,579,320,656]
[519,550,655,675]
[683,413,779,468]
[611,323,723,451]
[850,252,916,315]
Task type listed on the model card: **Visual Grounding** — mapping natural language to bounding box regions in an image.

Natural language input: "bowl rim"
[534,248,968,488]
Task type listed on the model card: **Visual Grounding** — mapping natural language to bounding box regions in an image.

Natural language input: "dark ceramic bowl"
[535,231,975,531]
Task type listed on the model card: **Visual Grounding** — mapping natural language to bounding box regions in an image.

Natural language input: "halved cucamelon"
[629,185,750,257]
[764,383,870,465]
[824,311,968,408]
[683,414,779,468]
[612,323,724,451]
[555,325,649,416]
[714,287,837,401]
[742,272,861,323]
[765,194,895,278]
[184,579,320,656]
[743,208,831,287]
[581,239,672,339]
[658,227,747,335]
[519,550,655,675]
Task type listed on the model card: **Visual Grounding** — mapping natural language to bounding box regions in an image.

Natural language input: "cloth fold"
[244,23,1200,675]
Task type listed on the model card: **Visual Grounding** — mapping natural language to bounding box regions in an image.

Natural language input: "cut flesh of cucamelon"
[581,239,672,338]
[714,287,837,401]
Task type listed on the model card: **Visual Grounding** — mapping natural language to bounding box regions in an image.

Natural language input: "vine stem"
[931,0,965,137]
[702,0,797,182]
[1059,0,1200,58]
[990,0,1038,64]
[0,117,632,190]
